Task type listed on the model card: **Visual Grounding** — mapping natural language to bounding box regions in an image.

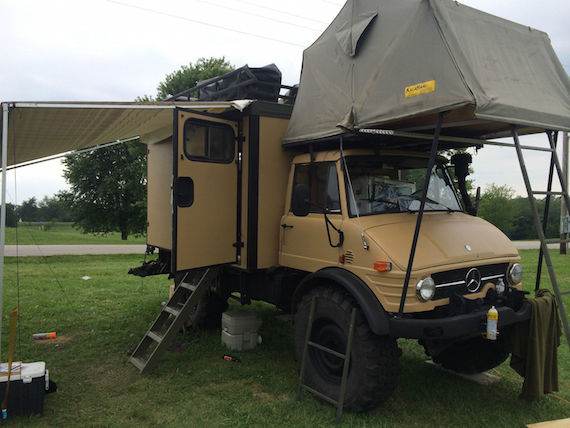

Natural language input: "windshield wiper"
[407,195,455,213]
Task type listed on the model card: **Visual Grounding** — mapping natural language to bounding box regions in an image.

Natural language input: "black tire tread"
[294,285,400,412]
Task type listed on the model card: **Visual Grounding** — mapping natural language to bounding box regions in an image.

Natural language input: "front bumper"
[387,301,531,340]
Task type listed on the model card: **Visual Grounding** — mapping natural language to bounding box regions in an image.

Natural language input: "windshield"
[345,156,462,216]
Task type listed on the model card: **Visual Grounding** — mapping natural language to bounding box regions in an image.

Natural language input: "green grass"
[0,251,568,427]
[4,222,146,245]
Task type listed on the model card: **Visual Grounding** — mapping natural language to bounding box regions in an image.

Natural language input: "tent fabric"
[283,0,570,145]
[0,101,251,167]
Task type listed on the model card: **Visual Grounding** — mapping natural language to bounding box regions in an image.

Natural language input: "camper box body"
[146,101,293,274]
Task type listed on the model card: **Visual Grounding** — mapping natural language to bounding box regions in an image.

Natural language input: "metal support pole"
[0,103,9,362]
[513,126,570,350]
[561,132,568,255]
[398,112,444,316]
[535,131,557,291]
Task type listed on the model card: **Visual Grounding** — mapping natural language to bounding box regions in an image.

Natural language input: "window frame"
[291,162,342,215]
[182,118,235,164]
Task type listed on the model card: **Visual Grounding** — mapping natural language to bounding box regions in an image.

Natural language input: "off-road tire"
[432,336,509,374]
[294,286,401,412]
[188,292,229,329]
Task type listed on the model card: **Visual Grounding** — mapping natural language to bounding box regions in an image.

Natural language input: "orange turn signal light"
[373,261,392,272]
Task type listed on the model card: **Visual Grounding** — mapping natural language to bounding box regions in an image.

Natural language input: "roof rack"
[163,64,296,104]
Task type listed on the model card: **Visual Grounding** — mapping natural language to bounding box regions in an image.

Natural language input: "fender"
[292,267,390,335]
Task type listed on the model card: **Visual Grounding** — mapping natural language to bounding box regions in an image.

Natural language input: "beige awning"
[0,100,251,168]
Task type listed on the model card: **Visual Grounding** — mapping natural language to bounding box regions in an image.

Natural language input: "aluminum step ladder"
[297,296,356,424]
[512,128,570,349]
[128,267,215,373]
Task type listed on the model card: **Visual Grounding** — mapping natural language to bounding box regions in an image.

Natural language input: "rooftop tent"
[0,100,251,167]
[283,0,570,146]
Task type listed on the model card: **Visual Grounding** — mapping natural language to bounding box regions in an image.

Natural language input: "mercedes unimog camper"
[124,0,570,412]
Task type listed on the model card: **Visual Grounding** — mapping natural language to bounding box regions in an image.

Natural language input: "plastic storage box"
[0,362,48,416]
[221,310,262,351]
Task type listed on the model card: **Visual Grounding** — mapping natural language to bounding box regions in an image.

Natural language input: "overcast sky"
[1,0,569,204]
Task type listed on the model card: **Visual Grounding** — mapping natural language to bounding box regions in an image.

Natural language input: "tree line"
[477,184,564,240]
[5,195,72,227]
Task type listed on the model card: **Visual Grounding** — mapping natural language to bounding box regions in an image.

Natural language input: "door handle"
[281,224,294,229]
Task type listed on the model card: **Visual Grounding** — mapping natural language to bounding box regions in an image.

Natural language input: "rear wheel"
[294,286,401,412]
[175,271,228,329]
[432,336,509,374]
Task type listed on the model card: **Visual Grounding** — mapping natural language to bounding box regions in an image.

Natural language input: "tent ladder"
[511,127,570,349]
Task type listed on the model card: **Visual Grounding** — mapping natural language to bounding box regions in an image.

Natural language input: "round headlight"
[416,277,436,302]
[508,263,523,285]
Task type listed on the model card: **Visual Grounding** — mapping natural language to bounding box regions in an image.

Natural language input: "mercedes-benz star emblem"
[465,268,481,292]
[465,244,472,251]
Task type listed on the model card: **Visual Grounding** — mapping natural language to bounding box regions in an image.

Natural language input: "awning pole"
[398,112,444,316]
[0,102,9,362]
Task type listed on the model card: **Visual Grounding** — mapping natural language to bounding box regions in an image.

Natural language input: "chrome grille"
[431,263,508,300]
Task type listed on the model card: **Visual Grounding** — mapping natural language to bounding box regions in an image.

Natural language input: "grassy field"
[0,251,568,427]
[4,222,146,245]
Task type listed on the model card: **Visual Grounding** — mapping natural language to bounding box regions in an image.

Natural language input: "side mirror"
[291,184,311,217]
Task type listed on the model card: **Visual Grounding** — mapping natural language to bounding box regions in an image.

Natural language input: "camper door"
[173,110,240,272]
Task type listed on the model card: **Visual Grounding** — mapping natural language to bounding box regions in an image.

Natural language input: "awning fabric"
[0,101,251,167]
[283,0,570,145]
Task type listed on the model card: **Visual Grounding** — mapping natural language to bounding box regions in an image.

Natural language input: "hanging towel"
[509,290,561,401]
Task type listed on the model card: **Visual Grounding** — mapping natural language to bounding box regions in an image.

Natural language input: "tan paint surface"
[176,111,238,271]
[257,117,293,268]
[147,139,173,250]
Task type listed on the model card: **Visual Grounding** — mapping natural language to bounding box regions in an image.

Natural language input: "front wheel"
[294,286,401,412]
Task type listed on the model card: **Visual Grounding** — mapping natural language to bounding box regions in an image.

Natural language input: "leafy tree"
[477,184,516,237]
[17,197,39,222]
[511,197,535,240]
[156,57,234,100]
[61,141,147,240]
[5,203,18,227]
[37,195,73,222]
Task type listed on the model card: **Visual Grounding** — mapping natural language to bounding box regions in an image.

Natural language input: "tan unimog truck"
[130,0,570,413]
[137,97,529,411]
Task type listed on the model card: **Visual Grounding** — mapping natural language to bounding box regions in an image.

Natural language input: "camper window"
[292,163,341,214]
[183,119,235,163]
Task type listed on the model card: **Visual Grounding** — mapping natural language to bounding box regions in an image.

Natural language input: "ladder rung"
[300,384,339,406]
[129,356,146,371]
[532,191,565,196]
[307,341,346,359]
[147,331,163,343]
[163,305,180,317]
[179,282,197,292]
[545,239,569,245]
[520,145,555,153]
